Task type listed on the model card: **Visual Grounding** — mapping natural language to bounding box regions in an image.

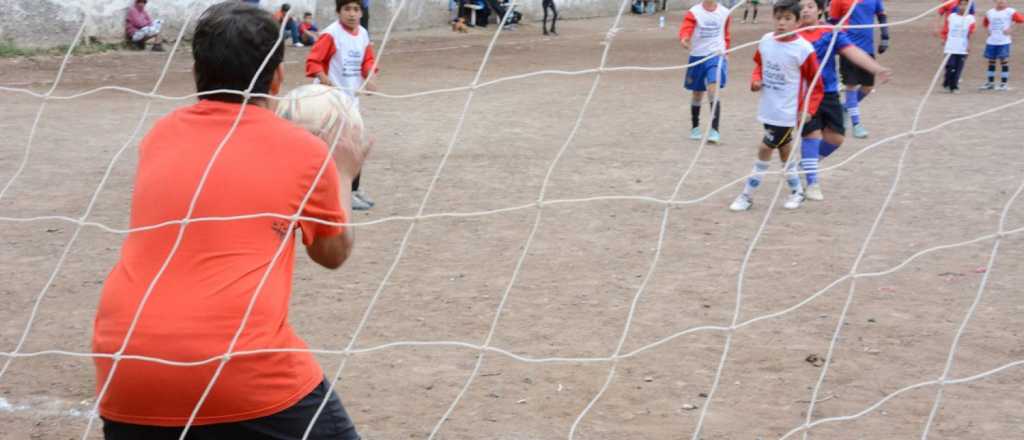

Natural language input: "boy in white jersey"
[980,0,1024,90]
[942,0,976,93]
[680,0,732,144]
[730,0,823,212]
[307,0,379,210]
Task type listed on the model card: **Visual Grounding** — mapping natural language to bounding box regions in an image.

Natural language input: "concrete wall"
[0,0,694,48]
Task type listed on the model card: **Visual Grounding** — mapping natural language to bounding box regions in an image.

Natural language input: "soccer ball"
[276,84,366,158]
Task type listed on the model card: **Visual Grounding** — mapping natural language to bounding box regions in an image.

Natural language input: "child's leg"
[779,141,803,194]
[742,146,773,197]
[800,133,822,187]
[1001,58,1010,85]
[543,2,549,33]
[705,83,721,132]
[953,55,967,89]
[820,128,844,159]
[987,58,997,84]
[691,91,704,129]
[743,5,749,21]
[844,88,861,125]
[550,1,558,32]
[752,4,758,22]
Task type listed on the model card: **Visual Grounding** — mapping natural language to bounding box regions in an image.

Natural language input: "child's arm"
[751,49,763,92]
[679,11,697,49]
[306,35,336,86]
[799,54,825,122]
[361,44,379,92]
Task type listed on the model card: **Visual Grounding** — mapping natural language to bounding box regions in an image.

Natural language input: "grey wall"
[0,0,694,48]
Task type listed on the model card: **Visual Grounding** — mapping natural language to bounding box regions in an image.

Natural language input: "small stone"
[516,399,527,404]
[644,376,654,382]
[682,403,698,410]
[867,318,877,323]
[698,392,708,398]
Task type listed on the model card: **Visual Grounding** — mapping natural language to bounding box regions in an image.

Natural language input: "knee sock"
[743,8,749,20]
[352,173,361,192]
[1002,62,1010,84]
[691,102,701,129]
[753,8,758,20]
[845,89,861,125]
[857,89,868,102]
[800,138,822,186]
[819,141,840,158]
[988,61,997,83]
[710,101,721,131]
[742,160,770,196]
[785,160,803,194]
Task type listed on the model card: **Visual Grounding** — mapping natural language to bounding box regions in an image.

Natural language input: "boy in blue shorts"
[680,0,732,143]
[980,0,1024,90]
[830,0,889,139]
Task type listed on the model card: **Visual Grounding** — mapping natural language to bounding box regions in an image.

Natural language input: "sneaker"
[783,191,805,210]
[852,124,869,139]
[151,43,165,52]
[689,127,702,140]
[979,82,995,91]
[707,129,721,144]
[293,42,304,48]
[997,83,1010,91]
[351,194,372,211]
[805,183,824,201]
[729,194,753,212]
[354,190,375,208]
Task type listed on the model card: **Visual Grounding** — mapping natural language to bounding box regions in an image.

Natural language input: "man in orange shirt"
[92,3,361,439]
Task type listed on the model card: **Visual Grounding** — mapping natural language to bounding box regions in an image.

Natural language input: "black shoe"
[543,30,549,35]
[151,43,165,52]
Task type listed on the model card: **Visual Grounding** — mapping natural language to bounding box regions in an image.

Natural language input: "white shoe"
[293,42,304,48]
[730,194,752,212]
[783,191,805,210]
[997,83,1010,91]
[689,127,702,140]
[852,124,869,139]
[354,190,375,208]
[707,128,721,144]
[979,82,995,91]
[805,183,824,201]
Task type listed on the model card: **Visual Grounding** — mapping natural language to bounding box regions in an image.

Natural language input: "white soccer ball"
[276,84,366,157]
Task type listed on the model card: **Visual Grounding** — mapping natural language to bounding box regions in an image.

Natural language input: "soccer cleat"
[783,191,805,210]
[730,194,753,212]
[997,83,1010,91]
[852,124,869,139]
[805,183,824,201]
[689,127,702,140]
[979,82,995,91]
[354,190,375,208]
[351,194,372,211]
[708,129,721,144]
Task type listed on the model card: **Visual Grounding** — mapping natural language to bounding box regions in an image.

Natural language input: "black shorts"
[840,55,876,87]
[803,92,845,136]
[102,378,360,440]
[762,124,795,149]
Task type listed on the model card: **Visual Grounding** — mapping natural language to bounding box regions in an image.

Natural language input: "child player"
[980,0,1024,90]
[299,12,320,46]
[830,0,889,139]
[680,0,732,144]
[942,0,977,93]
[730,0,824,212]
[307,0,379,210]
[797,0,892,201]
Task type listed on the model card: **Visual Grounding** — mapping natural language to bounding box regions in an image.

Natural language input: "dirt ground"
[1,1,1023,439]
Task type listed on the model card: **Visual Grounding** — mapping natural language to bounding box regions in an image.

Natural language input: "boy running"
[980,0,1024,90]
[830,0,889,139]
[680,0,732,144]
[730,0,824,212]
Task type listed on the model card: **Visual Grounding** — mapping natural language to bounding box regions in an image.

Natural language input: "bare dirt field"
[1,1,1022,439]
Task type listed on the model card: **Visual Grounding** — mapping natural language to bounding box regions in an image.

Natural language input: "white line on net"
[430,2,633,438]
[689,4,859,439]
[0,9,198,387]
[5,91,1024,236]
[799,23,957,440]
[568,0,743,436]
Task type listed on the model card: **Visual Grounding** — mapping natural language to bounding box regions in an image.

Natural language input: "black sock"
[743,9,748,20]
[988,61,996,83]
[352,173,361,192]
[753,8,758,20]
[710,101,721,131]
[1002,63,1010,84]
[691,104,701,129]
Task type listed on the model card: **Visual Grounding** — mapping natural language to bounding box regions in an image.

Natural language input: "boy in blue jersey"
[830,0,889,139]
[799,0,891,200]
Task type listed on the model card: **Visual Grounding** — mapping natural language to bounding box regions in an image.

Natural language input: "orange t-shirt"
[92,99,346,426]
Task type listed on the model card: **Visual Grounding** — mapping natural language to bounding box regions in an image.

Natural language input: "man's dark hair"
[336,0,363,12]
[192,2,284,102]
[773,0,802,18]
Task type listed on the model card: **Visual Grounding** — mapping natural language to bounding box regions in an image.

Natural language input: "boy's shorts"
[840,55,876,87]
[684,55,728,92]
[102,378,361,440]
[762,124,795,149]
[984,44,1011,60]
[802,92,845,136]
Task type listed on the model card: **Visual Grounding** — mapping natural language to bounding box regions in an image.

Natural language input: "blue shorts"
[984,44,1011,60]
[684,55,728,92]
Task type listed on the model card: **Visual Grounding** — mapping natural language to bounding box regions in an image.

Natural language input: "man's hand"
[751,80,763,92]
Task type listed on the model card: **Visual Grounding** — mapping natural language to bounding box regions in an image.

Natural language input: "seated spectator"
[273,3,304,47]
[299,12,319,46]
[125,0,164,51]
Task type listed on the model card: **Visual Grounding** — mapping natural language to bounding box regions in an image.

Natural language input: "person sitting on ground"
[299,12,320,46]
[125,0,164,51]
[273,3,305,47]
